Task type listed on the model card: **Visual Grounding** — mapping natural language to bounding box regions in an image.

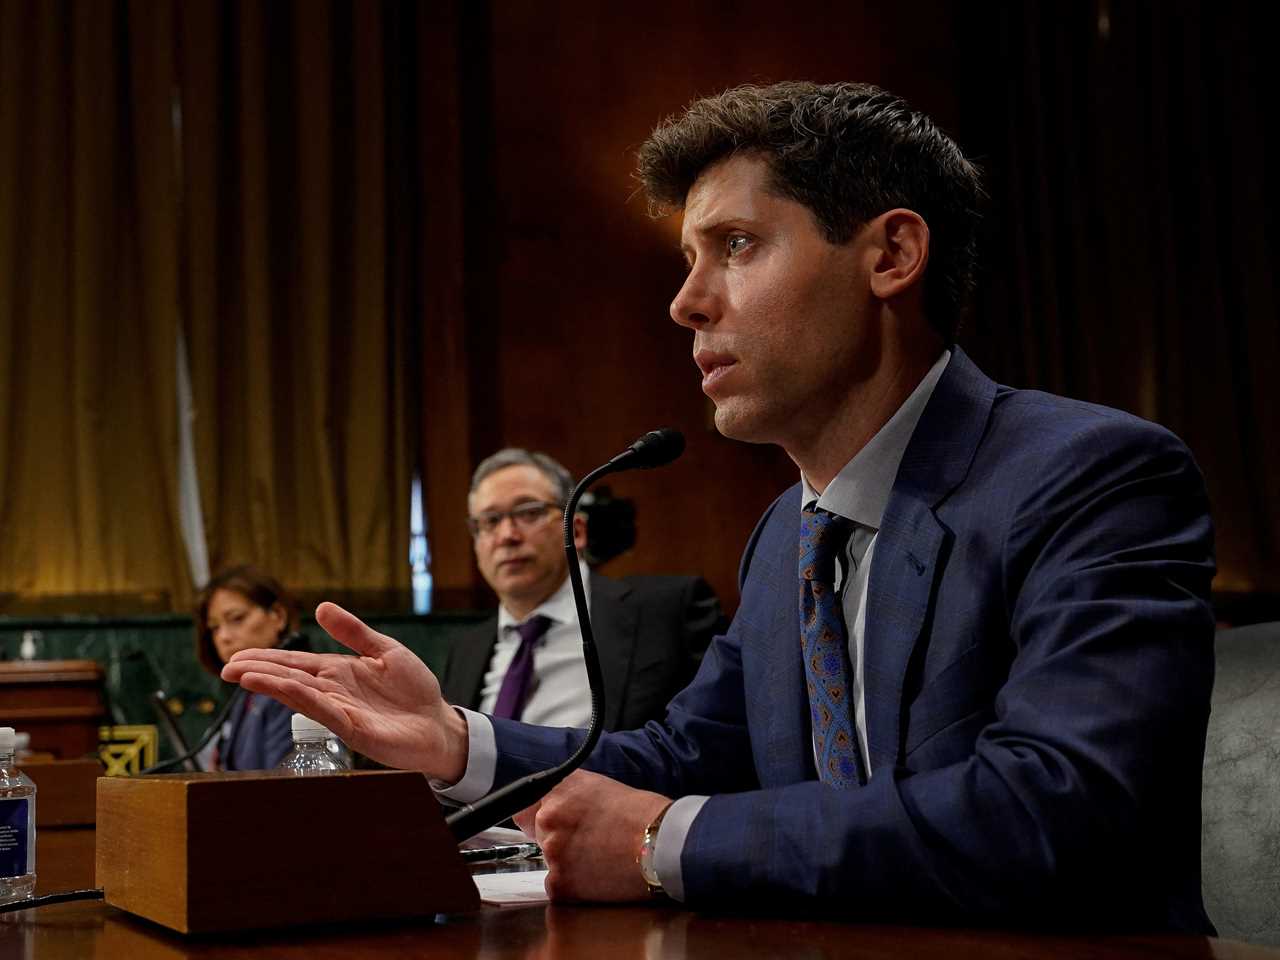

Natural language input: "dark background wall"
[426,0,1276,620]
[432,0,971,612]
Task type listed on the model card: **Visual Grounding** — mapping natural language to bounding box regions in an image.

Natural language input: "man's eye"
[726,235,750,256]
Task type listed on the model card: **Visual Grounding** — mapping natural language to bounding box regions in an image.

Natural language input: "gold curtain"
[0,0,189,608]
[178,0,411,596]
[0,0,417,608]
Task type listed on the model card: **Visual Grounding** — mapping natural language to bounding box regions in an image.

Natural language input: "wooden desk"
[0,659,106,758]
[5,829,1280,959]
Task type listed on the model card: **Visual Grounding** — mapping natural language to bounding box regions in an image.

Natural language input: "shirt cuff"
[654,794,708,902]
[429,708,496,803]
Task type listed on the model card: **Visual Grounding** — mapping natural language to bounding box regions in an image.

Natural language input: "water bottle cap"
[291,714,333,739]
[0,726,15,750]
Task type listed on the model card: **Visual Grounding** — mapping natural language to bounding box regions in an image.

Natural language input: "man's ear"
[572,513,588,553]
[867,209,929,301]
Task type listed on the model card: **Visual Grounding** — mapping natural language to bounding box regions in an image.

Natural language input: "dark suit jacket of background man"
[440,571,724,731]
[482,348,1217,933]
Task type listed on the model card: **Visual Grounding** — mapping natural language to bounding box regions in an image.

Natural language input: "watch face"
[639,830,662,889]
[639,803,672,893]
[640,851,661,887]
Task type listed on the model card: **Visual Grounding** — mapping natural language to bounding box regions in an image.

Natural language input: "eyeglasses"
[467,501,561,538]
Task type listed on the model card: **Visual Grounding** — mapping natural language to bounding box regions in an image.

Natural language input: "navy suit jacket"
[220,690,293,771]
[487,349,1216,932]
[217,631,311,771]
[440,572,723,731]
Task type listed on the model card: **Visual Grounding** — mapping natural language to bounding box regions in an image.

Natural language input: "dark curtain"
[178,0,417,597]
[0,0,189,608]
[0,0,451,610]
[958,0,1278,608]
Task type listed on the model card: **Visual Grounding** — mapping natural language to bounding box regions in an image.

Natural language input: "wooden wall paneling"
[459,0,965,612]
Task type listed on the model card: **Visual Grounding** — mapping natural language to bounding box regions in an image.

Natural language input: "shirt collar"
[497,558,592,633]
[801,349,951,529]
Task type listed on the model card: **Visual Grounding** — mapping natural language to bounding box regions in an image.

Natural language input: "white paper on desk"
[473,869,550,907]
[470,825,533,845]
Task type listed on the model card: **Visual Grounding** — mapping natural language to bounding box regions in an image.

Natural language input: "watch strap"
[638,800,674,896]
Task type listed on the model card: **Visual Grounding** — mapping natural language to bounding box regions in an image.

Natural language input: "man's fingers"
[222,657,343,693]
[221,647,338,679]
[315,601,397,658]
[512,801,541,839]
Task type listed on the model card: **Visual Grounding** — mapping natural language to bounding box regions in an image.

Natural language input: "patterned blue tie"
[799,507,866,788]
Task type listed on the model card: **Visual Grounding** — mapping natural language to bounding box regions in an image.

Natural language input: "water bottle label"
[0,798,30,877]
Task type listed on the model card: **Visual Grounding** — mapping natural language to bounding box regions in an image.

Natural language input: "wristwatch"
[638,801,674,896]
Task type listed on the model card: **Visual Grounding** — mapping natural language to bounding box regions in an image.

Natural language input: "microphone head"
[621,428,685,469]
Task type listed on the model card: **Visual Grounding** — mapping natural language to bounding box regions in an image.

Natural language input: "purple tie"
[492,614,553,720]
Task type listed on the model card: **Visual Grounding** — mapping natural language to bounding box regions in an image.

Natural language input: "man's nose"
[670,266,716,329]
[493,515,524,541]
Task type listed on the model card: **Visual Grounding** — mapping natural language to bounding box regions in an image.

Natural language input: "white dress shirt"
[441,351,953,900]
[478,560,594,728]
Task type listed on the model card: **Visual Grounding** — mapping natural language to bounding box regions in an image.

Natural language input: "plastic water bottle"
[0,726,37,903]
[326,737,353,770]
[277,715,349,775]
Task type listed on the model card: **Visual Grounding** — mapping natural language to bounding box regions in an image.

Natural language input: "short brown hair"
[636,81,985,341]
[194,565,298,676]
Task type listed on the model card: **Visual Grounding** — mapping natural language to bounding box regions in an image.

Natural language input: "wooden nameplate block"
[96,769,479,934]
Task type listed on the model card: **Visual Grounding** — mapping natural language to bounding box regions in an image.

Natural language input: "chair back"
[1202,621,1280,944]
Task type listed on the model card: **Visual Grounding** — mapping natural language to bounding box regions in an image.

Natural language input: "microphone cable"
[0,889,104,915]
[139,686,242,775]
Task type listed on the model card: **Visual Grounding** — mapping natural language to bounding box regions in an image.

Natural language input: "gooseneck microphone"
[445,428,685,842]
[612,428,685,470]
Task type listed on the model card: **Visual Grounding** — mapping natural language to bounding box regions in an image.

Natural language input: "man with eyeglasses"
[439,448,722,729]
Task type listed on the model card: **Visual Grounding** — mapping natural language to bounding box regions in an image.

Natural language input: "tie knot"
[799,508,852,582]
[514,614,552,646]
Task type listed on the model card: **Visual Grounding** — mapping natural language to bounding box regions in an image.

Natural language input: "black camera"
[577,486,636,567]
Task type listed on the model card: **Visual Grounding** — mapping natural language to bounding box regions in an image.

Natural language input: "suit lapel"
[863,347,996,773]
[737,486,817,785]
[759,504,818,784]
[863,502,949,772]
[588,572,637,730]
[445,616,500,711]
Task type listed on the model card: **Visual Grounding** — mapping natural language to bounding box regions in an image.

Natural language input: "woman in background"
[195,565,308,770]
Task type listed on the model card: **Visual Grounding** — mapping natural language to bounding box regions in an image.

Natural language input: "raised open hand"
[221,601,468,781]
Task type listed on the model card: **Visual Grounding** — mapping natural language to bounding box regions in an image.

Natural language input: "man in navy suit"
[224,82,1216,932]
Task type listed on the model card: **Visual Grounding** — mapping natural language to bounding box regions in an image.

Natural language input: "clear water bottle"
[0,726,37,903]
[277,715,349,775]
[326,737,353,770]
